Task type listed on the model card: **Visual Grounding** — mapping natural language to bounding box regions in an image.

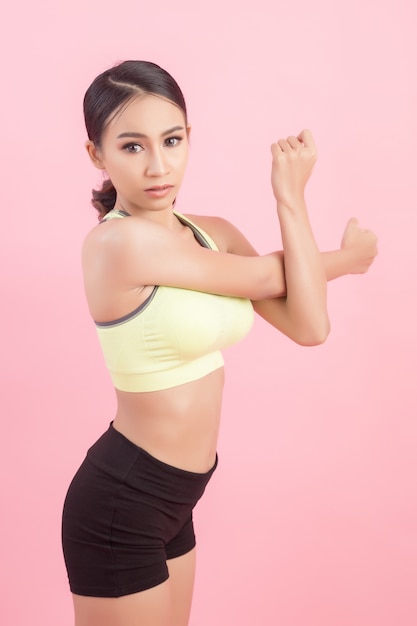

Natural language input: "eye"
[123,143,143,153]
[164,136,183,147]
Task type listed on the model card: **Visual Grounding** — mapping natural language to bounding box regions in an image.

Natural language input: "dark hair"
[84,60,188,218]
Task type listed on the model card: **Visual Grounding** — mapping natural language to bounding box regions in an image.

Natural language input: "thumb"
[347,217,359,228]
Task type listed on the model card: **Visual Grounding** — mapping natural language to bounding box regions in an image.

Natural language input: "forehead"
[104,94,186,138]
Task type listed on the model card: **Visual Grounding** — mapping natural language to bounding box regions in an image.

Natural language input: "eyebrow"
[116,125,185,139]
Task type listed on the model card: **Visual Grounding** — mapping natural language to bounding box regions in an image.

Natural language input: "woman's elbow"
[294,318,331,347]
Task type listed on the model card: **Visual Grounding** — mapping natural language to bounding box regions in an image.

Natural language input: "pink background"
[2,0,416,624]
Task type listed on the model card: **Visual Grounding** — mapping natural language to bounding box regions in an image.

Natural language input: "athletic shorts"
[62,422,217,597]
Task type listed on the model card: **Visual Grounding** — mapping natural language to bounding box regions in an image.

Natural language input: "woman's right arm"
[83,157,376,306]
[83,215,288,302]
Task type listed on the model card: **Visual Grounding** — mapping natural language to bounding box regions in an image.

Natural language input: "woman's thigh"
[72,549,196,626]
[72,579,172,626]
[167,548,196,626]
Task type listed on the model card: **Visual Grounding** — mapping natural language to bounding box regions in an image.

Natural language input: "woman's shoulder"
[82,209,257,258]
[182,213,257,256]
[83,211,160,252]
[181,213,239,253]
[82,214,164,283]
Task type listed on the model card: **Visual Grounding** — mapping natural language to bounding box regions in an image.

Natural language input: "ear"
[85,140,106,170]
[186,125,192,140]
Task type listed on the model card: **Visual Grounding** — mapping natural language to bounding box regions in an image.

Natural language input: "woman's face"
[87,94,189,215]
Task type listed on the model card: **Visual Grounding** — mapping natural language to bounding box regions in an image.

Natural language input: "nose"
[145,148,169,177]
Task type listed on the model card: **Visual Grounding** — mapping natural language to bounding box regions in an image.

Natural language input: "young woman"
[62,60,377,626]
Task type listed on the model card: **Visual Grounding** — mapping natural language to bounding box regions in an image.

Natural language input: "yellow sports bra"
[95,209,254,392]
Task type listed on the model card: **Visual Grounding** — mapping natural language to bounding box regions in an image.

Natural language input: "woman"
[62,60,377,626]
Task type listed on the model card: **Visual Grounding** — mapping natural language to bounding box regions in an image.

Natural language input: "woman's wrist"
[275,197,307,216]
[322,248,355,281]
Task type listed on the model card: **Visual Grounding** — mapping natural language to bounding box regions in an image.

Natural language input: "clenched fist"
[341,218,378,274]
[271,129,317,209]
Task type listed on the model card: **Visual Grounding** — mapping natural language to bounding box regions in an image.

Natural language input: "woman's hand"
[341,218,378,274]
[271,129,317,209]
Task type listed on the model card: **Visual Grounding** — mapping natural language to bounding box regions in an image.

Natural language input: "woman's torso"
[83,210,252,472]
[113,369,224,472]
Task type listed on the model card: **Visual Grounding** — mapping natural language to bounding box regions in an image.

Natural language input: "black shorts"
[62,423,217,598]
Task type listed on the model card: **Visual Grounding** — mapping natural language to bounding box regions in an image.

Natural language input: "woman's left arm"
[194,190,377,343]
[269,130,329,345]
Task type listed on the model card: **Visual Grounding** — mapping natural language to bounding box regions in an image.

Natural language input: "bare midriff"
[112,367,225,473]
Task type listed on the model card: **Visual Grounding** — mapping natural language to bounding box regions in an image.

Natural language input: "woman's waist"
[85,423,218,497]
[112,369,224,472]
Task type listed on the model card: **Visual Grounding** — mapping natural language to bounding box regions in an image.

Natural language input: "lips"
[144,184,174,199]
[144,184,173,191]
